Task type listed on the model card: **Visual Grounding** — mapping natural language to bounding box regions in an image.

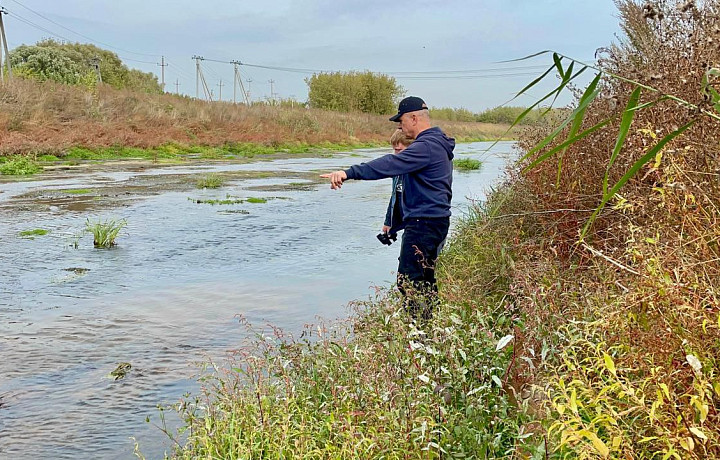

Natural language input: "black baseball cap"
[389,96,428,122]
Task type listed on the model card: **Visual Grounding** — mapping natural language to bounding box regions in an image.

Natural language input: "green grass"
[189,195,269,205]
[454,158,482,171]
[63,188,92,194]
[85,218,126,248]
[19,228,49,238]
[0,156,40,175]
[159,292,532,458]
[196,174,225,189]
[17,141,388,166]
[189,197,245,205]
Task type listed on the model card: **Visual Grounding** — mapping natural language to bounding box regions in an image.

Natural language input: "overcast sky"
[2,0,621,111]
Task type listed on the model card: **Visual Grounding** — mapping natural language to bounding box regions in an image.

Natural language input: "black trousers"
[397,216,450,319]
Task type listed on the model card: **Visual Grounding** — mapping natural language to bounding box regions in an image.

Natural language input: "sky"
[0,0,622,111]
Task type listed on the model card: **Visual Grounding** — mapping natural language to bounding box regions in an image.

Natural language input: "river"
[0,141,514,459]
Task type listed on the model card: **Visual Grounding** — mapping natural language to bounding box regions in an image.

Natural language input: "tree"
[306,71,403,114]
[9,40,162,94]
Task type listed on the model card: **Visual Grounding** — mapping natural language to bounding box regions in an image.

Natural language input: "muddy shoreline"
[0,151,339,213]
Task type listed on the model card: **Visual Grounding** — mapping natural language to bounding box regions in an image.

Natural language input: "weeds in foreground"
[85,218,126,248]
[156,294,539,458]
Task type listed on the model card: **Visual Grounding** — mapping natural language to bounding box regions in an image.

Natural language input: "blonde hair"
[390,129,413,147]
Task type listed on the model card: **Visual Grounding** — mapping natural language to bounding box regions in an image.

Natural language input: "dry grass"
[0,79,509,156]
[498,0,720,457]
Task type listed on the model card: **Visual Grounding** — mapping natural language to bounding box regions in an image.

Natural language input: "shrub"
[9,39,162,93]
[306,71,403,115]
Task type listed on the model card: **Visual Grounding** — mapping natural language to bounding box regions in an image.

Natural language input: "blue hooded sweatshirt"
[345,127,455,219]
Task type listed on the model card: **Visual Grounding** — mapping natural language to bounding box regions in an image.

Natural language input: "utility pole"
[246,78,252,103]
[192,55,202,99]
[191,55,212,101]
[0,6,12,82]
[217,80,224,101]
[91,56,102,84]
[268,79,275,104]
[174,79,180,95]
[157,56,167,93]
[230,60,249,105]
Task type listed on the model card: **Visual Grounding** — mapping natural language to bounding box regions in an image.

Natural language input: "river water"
[0,141,514,459]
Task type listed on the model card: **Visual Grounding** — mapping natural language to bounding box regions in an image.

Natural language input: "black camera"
[377,232,397,246]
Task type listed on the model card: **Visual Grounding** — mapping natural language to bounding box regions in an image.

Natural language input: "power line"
[202,61,226,82]
[6,0,159,57]
[388,65,550,75]
[167,61,194,80]
[194,56,554,78]
[120,56,158,65]
[6,9,76,43]
[7,9,158,67]
[396,72,542,80]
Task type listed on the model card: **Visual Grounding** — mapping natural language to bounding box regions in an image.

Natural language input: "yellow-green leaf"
[603,353,617,375]
[586,432,610,457]
[660,383,670,400]
[690,427,708,441]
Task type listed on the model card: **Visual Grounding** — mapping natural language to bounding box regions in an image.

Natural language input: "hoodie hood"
[416,126,455,160]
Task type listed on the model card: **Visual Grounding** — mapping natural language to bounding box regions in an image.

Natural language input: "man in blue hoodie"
[322,96,455,319]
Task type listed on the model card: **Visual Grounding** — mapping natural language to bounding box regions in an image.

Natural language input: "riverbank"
[0,78,512,158]
[160,189,534,458]
[0,141,384,177]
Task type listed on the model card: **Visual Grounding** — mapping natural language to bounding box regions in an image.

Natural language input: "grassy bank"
[146,1,720,459]
[153,197,535,458]
[0,78,510,158]
[0,141,388,176]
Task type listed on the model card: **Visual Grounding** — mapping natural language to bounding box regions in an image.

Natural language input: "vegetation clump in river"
[19,228,50,238]
[453,158,482,171]
[196,174,225,189]
[85,218,127,248]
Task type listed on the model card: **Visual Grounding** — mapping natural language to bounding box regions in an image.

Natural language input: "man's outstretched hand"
[320,170,347,190]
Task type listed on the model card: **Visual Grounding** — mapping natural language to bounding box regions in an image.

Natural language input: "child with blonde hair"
[378,130,413,244]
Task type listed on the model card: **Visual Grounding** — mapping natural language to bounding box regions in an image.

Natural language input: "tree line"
[6,40,549,123]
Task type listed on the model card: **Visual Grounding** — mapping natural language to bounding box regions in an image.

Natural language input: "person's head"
[389,96,432,139]
[390,129,413,154]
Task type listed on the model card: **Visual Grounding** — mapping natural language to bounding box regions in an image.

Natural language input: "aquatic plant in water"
[454,158,482,171]
[85,218,127,248]
[19,228,49,238]
[196,174,225,189]
[109,362,132,380]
